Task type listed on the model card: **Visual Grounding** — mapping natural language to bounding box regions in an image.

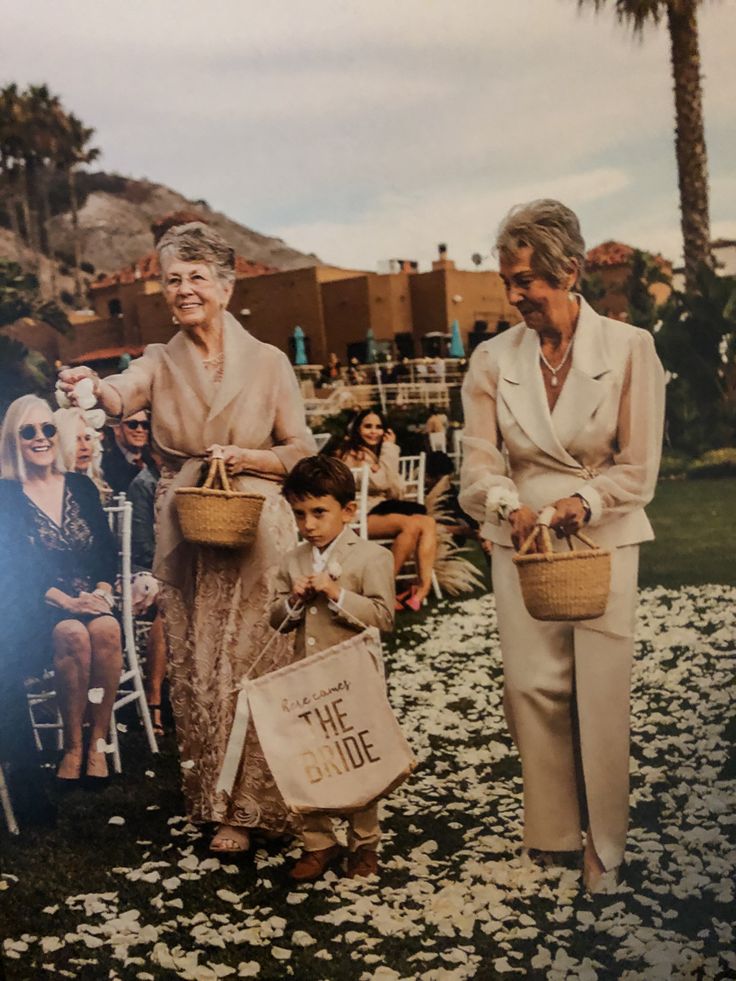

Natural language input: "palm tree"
[579,0,712,294]
[57,113,100,306]
[0,83,34,251]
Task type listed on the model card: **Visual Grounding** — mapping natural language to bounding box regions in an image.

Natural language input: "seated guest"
[319,352,341,388]
[54,406,110,501]
[128,448,168,737]
[103,410,150,495]
[335,409,438,611]
[0,395,124,782]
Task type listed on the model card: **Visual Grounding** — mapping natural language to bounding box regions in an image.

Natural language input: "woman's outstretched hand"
[508,505,539,552]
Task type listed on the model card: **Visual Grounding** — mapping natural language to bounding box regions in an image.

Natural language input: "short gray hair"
[53,406,87,471]
[0,394,65,482]
[496,199,586,287]
[157,221,236,286]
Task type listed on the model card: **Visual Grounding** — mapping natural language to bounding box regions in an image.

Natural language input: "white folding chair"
[451,428,464,472]
[349,464,370,540]
[0,765,19,835]
[105,497,159,772]
[428,430,447,453]
[356,452,442,600]
[312,432,331,452]
[26,498,159,773]
[26,670,63,752]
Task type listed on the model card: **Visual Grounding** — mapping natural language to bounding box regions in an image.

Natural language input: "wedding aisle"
[2,586,734,980]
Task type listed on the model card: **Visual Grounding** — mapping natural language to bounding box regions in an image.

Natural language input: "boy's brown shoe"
[289,844,344,882]
[346,847,378,878]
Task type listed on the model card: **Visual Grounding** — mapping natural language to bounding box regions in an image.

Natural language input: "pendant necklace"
[539,336,574,387]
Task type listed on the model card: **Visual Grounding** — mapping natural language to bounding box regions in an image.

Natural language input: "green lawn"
[0,477,733,980]
[640,477,736,588]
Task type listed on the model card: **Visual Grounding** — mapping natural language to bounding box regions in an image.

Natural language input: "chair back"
[312,432,331,452]
[350,464,370,540]
[398,453,426,505]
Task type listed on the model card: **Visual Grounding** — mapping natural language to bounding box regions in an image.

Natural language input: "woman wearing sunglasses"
[0,395,123,784]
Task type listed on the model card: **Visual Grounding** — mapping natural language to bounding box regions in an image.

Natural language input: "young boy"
[271,455,395,881]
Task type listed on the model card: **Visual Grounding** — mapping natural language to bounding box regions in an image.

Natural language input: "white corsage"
[484,486,521,526]
[327,559,342,581]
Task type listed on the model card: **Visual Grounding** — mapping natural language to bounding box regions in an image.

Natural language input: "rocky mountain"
[2,171,319,283]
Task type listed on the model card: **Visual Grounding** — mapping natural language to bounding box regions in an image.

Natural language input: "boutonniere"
[485,485,521,525]
[327,559,342,581]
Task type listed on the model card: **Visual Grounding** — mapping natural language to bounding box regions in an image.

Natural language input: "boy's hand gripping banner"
[217,628,415,813]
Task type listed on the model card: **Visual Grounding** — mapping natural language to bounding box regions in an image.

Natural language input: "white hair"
[496,199,586,287]
[0,395,65,482]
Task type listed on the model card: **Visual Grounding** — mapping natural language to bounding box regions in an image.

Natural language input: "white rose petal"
[108,816,125,826]
[87,688,104,704]
[271,947,291,961]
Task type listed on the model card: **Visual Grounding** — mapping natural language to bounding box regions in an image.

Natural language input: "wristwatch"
[572,493,592,524]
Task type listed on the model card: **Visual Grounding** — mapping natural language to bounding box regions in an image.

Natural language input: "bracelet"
[572,493,592,524]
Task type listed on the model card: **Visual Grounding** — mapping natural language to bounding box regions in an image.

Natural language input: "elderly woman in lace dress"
[59,222,315,853]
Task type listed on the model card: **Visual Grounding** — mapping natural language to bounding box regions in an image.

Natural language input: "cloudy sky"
[3,0,735,271]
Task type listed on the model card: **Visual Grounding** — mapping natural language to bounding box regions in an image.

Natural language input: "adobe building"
[585,241,672,320]
[409,245,518,354]
[321,270,414,362]
[233,264,368,366]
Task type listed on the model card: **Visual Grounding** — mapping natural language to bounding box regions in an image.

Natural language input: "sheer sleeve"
[571,328,665,525]
[458,343,520,525]
[269,352,317,472]
[105,345,164,418]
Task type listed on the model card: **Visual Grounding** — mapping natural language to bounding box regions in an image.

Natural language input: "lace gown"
[158,357,301,831]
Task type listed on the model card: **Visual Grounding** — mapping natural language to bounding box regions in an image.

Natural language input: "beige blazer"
[340,442,404,513]
[104,312,315,591]
[459,298,666,550]
[270,528,395,658]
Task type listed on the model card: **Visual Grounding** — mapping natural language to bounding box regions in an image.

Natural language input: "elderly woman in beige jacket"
[59,222,315,853]
[460,200,665,892]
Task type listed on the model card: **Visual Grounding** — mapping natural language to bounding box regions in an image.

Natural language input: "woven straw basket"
[175,456,264,548]
[512,523,611,621]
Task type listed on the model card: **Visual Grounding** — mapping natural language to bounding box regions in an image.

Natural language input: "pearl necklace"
[539,336,574,387]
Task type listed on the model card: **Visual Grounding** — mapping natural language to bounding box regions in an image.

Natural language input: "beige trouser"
[302,804,380,853]
[492,544,639,872]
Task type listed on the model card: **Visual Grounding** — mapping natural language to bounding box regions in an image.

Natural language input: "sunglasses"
[123,420,150,431]
[19,422,57,441]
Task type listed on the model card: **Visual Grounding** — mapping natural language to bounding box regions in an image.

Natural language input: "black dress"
[0,473,116,765]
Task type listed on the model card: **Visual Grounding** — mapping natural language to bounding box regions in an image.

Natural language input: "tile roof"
[586,241,636,268]
[586,240,671,272]
[90,252,276,291]
[70,345,145,364]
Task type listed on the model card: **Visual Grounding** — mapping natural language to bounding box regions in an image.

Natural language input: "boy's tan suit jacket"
[270,528,395,658]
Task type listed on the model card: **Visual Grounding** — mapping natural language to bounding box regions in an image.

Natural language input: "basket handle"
[203,452,232,493]
[518,519,600,557]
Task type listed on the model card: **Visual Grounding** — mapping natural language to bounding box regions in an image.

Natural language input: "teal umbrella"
[365,327,377,364]
[449,319,465,358]
[293,326,308,365]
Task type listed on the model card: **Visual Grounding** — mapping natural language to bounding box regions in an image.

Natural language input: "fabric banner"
[217,628,415,813]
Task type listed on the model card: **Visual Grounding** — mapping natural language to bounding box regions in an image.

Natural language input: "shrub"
[687,448,736,479]
[659,450,691,479]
